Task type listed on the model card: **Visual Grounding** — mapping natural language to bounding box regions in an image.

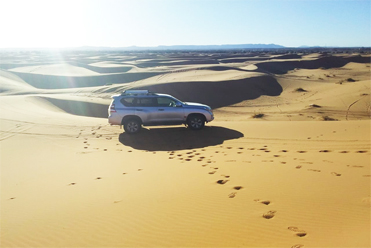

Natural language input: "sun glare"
[1,0,87,48]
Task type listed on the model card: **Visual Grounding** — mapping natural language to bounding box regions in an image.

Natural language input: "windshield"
[171,96,185,105]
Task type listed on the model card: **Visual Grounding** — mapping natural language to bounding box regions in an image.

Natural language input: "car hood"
[184,102,212,110]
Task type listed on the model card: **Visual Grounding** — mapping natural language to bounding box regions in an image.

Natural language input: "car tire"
[123,118,142,134]
[187,114,205,130]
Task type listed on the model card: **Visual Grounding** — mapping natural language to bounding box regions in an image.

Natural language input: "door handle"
[158,109,164,111]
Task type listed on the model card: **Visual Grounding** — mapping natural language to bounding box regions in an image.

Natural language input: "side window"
[157,97,176,107]
[120,97,135,107]
[136,97,157,107]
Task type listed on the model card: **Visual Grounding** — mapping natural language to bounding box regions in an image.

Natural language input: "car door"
[152,97,184,123]
[134,97,158,124]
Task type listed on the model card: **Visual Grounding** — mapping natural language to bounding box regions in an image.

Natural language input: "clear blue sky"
[1,0,370,48]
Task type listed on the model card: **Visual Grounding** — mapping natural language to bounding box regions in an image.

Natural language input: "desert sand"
[0,50,370,247]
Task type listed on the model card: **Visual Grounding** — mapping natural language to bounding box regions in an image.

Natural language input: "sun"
[0,0,87,48]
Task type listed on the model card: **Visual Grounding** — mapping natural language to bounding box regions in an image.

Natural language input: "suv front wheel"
[187,114,205,130]
[123,118,142,134]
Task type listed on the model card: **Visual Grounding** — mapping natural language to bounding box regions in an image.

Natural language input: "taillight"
[110,103,116,113]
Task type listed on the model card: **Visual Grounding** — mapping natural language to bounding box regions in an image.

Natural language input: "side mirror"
[175,102,183,107]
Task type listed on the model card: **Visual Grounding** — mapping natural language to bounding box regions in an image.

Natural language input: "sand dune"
[0,50,370,247]
[9,63,101,76]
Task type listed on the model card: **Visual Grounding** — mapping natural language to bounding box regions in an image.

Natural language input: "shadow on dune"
[255,55,370,74]
[67,61,135,73]
[42,97,109,118]
[11,71,161,89]
[132,76,282,109]
[256,56,349,74]
[134,59,219,68]
[219,54,302,63]
[119,126,243,151]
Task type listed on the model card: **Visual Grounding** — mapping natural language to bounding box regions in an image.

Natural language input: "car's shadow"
[118,126,243,151]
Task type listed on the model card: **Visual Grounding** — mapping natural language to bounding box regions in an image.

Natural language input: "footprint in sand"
[68,183,76,186]
[308,169,321,172]
[296,166,302,169]
[208,171,216,174]
[331,172,341,176]
[356,150,368,153]
[291,244,304,248]
[228,192,237,198]
[288,226,307,237]
[216,180,229,185]
[280,150,288,152]
[262,210,276,219]
[340,151,349,153]
[319,150,331,153]
[297,151,307,153]
[95,177,102,180]
[233,186,243,190]
[350,165,363,168]
[254,199,271,205]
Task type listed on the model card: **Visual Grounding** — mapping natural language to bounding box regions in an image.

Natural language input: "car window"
[120,97,135,107]
[136,97,157,107]
[157,97,176,107]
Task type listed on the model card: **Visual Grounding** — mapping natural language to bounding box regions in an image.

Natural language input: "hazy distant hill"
[78,44,285,51]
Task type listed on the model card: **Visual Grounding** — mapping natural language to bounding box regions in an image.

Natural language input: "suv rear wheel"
[123,118,142,134]
[187,114,205,130]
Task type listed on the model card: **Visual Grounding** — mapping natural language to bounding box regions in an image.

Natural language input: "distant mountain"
[78,44,286,51]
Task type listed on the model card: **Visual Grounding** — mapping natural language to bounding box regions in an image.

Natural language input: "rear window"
[120,97,135,107]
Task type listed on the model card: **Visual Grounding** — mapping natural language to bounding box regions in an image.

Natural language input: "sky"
[0,0,370,48]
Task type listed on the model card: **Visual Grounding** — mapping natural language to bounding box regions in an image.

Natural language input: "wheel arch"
[186,113,206,122]
[121,115,143,125]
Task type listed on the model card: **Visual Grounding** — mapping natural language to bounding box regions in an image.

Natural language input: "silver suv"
[108,90,214,134]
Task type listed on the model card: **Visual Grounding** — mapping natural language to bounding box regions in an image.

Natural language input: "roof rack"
[121,90,154,96]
